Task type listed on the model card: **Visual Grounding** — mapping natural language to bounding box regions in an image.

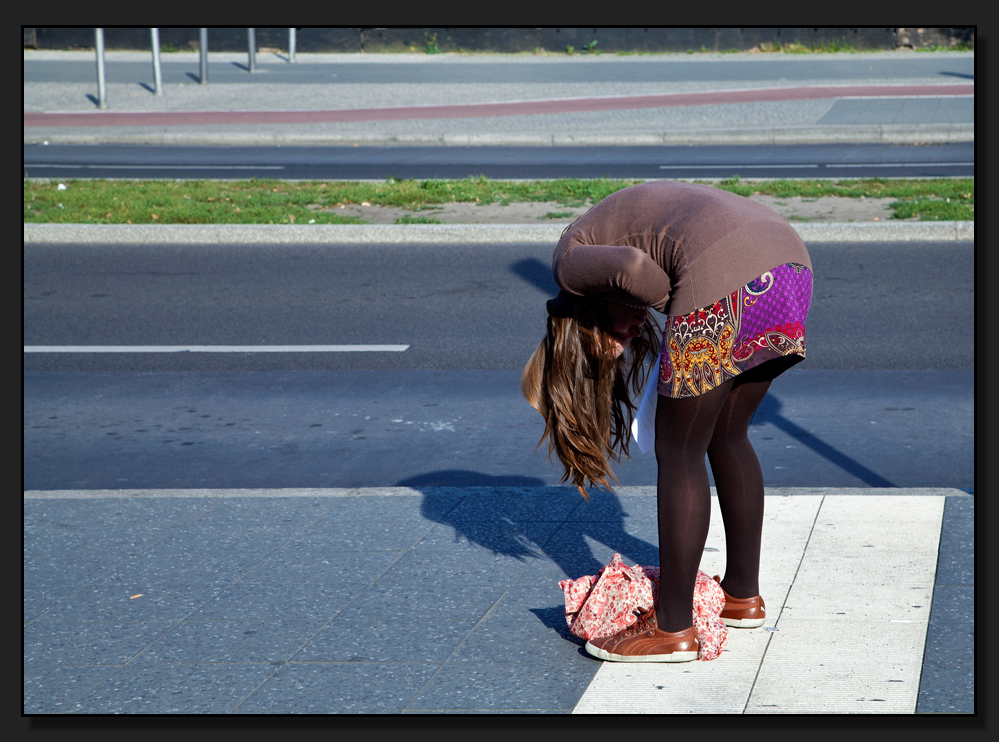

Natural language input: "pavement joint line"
[739,493,823,712]
[22,221,975,244]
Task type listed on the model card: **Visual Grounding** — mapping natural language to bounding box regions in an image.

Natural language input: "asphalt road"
[22,241,973,371]
[22,142,975,180]
[23,240,973,491]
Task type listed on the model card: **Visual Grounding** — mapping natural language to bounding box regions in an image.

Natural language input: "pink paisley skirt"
[658,262,812,399]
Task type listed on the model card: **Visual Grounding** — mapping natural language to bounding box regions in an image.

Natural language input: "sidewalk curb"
[22,123,974,147]
[23,221,974,245]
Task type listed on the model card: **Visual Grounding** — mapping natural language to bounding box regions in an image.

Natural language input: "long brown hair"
[521,299,660,499]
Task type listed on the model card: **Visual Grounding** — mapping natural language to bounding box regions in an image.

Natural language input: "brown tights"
[653,358,793,632]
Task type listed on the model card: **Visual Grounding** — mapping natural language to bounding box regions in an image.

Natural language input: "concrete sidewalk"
[23,50,974,146]
[23,487,973,714]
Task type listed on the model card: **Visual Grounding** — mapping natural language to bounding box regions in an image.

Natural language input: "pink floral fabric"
[558,553,728,661]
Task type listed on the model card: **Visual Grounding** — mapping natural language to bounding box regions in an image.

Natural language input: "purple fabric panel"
[657,262,812,399]
[736,263,812,348]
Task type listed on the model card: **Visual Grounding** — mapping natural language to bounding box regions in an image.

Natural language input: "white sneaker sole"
[721,616,766,628]
[584,641,698,663]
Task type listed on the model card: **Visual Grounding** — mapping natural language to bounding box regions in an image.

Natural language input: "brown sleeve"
[553,242,672,311]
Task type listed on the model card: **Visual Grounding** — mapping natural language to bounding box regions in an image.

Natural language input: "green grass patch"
[679,42,972,55]
[711,176,974,220]
[914,42,974,52]
[23,176,974,224]
[394,214,443,224]
[754,39,861,54]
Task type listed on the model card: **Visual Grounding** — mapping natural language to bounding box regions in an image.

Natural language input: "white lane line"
[659,163,971,170]
[24,345,409,353]
[24,164,286,170]
[659,164,819,169]
[24,488,362,499]
[572,494,945,714]
[825,162,972,168]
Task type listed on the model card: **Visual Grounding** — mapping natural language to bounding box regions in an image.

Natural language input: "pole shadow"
[752,392,897,487]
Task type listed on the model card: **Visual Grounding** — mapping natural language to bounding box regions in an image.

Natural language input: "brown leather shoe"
[584,606,699,663]
[713,575,766,628]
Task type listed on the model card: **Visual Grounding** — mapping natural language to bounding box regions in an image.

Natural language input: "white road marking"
[23,345,409,353]
[659,164,819,169]
[24,164,286,170]
[659,163,971,170]
[825,162,972,168]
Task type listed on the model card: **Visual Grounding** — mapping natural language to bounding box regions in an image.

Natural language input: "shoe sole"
[721,616,766,628]
[584,641,698,663]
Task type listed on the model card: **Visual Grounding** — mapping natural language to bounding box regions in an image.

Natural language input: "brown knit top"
[552,180,812,317]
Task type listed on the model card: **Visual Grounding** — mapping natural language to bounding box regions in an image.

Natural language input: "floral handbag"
[558,553,729,661]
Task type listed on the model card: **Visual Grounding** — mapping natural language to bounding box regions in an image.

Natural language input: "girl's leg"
[706,377,771,599]
[707,357,797,598]
[654,380,733,632]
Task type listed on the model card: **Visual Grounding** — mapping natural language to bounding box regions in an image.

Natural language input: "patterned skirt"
[658,262,812,399]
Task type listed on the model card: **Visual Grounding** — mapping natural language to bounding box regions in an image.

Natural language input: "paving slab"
[572,494,946,714]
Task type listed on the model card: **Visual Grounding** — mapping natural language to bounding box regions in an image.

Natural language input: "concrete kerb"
[22,124,974,147]
[22,221,974,245]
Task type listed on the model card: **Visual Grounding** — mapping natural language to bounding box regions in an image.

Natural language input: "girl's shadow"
[397,470,660,634]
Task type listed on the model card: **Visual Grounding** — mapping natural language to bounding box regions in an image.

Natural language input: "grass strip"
[23,176,974,224]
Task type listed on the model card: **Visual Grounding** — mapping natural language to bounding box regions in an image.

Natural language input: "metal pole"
[150,28,163,95]
[95,28,108,109]
[289,28,296,62]
[247,28,256,72]
[199,28,208,84]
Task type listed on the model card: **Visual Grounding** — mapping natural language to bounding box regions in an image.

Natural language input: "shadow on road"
[510,257,559,297]
[397,469,661,638]
[396,469,660,586]
[753,392,896,487]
